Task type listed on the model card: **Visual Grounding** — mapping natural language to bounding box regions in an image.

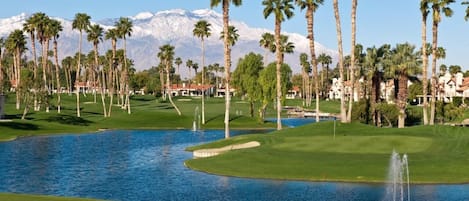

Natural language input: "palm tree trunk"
[76,31,82,117]
[223,0,232,138]
[14,53,20,110]
[123,37,131,114]
[347,0,358,123]
[0,48,3,95]
[307,8,320,122]
[29,34,39,111]
[108,59,114,117]
[275,18,283,131]
[166,62,181,116]
[430,21,438,125]
[397,72,408,128]
[21,93,30,120]
[421,13,429,125]
[159,69,165,98]
[42,39,50,113]
[53,39,61,113]
[371,71,380,126]
[302,71,306,106]
[201,39,206,124]
[63,63,69,95]
[333,0,347,123]
[94,43,107,117]
[108,43,116,117]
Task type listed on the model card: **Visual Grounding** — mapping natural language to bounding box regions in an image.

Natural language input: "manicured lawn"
[0,193,105,201]
[0,92,341,141]
[0,93,279,141]
[186,121,469,183]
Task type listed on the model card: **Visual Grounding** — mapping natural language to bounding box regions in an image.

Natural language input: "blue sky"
[1,0,469,70]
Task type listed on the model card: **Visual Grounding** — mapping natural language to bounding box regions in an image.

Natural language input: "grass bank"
[0,193,105,201]
[1,94,302,141]
[0,92,341,141]
[186,121,469,183]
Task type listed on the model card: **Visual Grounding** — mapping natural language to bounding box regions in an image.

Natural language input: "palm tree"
[296,0,323,121]
[210,0,243,139]
[5,30,27,111]
[186,59,194,86]
[158,44,182,116]
[37,15,53,112]
[192,63,199,76]
[429,0,454,125]
[87,24,107,117]
[193,20,212,125]
[116,17,133,114]
[364,44,391,126]
[220,25,239,46]
[61,56,73,94]
[175,57,182,75]
[72,13,91,117]
[23,13,46,111]
[387,43,420,128]
[420,0,430,125]
[105,28,119,117]
[23,13,44,81]
[259,32,275,64]
[263,0,295,130]
[332,0,346,123]
[299,53,310,106]
[49,19,63,113]
[317,53,332,98]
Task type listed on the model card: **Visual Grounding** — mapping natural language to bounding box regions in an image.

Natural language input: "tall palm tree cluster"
[0,0,467,133]
[0,12,134,119]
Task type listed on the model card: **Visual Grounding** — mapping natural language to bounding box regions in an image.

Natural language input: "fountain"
[383,150,410,201]
[192,106,200,131]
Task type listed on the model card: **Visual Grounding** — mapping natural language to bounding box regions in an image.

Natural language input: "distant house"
[329,77,412,104]
[74,81,99,93]
[215,87,235,97]
[286,86,302,99]
[328,78,361,102]
[167,83,214,97]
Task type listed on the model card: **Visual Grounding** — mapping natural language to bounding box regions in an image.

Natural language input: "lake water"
[1,128,469,200]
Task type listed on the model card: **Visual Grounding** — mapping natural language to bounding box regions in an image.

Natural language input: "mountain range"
[0,9,338,78]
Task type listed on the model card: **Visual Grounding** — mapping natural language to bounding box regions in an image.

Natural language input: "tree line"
[1,0,469,137]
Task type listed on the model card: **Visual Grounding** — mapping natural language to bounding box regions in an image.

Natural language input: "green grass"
[185,122,469,183]
[0,93,278,141]
[0,92,341,141]
[0,193,105,201]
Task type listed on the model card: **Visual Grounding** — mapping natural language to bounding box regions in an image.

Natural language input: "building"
[167,83,214,97]
[286,86,302,99]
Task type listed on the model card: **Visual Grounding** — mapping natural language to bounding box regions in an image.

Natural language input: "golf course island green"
[186,121,469,184]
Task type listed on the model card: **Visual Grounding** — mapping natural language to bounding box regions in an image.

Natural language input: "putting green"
[271,136,433,154]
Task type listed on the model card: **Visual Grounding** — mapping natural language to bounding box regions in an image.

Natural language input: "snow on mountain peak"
[192,9,221,18]
[0,9,338,75]
[132,12,154,20]
[155,9,187,16]
[0,13,29,36]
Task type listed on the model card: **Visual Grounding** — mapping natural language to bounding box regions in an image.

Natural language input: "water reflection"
[0,130,468,201]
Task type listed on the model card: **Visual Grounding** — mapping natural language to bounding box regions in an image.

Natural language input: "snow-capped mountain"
[0,9,338,78]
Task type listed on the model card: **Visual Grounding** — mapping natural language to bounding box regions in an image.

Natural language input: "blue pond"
[1,129,469,201]
[266,117,323,127]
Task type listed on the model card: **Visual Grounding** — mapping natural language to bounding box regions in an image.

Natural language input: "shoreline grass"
[185,121,469,184]
[0,193,105,201]
[0,93,284,141]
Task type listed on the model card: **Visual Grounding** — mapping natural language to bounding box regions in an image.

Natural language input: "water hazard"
[0,129,468,201]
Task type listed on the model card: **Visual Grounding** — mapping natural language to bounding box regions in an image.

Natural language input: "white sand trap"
[193,141,260,158]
